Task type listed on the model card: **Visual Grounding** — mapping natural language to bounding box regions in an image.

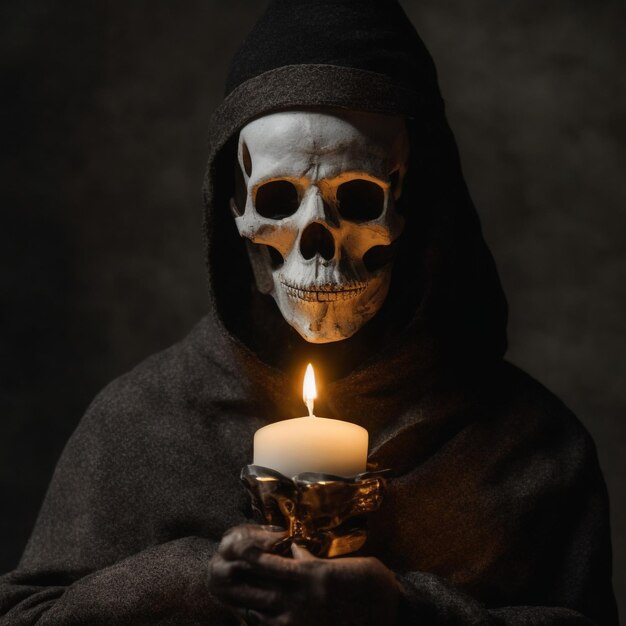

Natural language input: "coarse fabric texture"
[0,0,618,624]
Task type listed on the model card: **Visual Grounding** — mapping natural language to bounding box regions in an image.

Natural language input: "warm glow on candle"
[253,361,368,477]
[303,363,317,416]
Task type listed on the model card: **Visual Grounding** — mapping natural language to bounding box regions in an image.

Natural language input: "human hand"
[208,524,399,625]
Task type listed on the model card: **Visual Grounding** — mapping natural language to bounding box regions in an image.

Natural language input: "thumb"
[291,543,317,561]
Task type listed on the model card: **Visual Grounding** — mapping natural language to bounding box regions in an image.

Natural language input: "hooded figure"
[0,1,618,625]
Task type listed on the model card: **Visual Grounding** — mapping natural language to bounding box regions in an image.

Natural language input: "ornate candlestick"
[241,464,389,558]
[244,364,388,557]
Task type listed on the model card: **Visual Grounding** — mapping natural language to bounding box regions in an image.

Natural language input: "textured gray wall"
[1,0,624,616]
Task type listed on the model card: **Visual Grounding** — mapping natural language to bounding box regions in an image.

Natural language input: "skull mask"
[231,110,410,343]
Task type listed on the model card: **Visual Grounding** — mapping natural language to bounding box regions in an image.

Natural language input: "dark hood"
[202,0,508,388]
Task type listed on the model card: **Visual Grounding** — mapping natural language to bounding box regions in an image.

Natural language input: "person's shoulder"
[496,361,587,429]
[485,360,600,473]
[91,318,205,402]
[74,315,233,441]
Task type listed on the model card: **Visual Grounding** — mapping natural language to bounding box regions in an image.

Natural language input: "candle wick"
[306,398,314,417]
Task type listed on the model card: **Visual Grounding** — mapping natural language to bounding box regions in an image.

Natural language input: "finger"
[210,553,300,596]
[290,543,317,561]
[222,524,286,542]
[260,525,286,532]
[209,555,256,588]
[220,525,287,561]
[214,549,301,584]
[211,551,303,597]
[252,551,306,581]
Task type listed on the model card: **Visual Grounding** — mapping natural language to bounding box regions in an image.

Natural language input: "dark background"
[1,0,624,616]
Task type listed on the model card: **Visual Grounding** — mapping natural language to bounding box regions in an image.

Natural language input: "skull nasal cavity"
[300,223,335,261]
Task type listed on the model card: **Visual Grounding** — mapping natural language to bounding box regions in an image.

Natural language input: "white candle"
[253,364,368,478]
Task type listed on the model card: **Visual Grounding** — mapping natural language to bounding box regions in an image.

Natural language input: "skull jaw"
[271,271,392,343]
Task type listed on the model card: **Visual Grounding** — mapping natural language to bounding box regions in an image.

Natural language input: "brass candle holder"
[241,464,389,558]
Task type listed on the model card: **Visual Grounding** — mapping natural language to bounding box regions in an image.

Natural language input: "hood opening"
[202,0,508,380]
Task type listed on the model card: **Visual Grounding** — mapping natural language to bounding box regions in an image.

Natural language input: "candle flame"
[303,363,317,416]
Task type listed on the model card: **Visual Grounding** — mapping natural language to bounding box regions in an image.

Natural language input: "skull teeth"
[281,282,367,302]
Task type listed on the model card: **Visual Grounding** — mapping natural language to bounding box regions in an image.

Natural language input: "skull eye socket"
[363,240,399,272]
[336,179,385,222]
[254,180,300,220]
